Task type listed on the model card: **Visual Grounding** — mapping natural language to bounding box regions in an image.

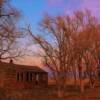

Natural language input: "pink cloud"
[17,56,42,66]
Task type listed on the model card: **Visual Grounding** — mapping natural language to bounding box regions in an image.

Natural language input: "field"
[0,84,100,100]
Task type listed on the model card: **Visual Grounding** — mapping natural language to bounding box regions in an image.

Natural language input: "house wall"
[0,69,6,87]
[38,73,48,86]
[2,69,48,89]
[3,68,17,88]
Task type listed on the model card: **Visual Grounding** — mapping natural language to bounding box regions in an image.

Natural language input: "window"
[36,74,39,85]
[17,73,19,81]
[36,74,39,81]
[26,72,29,81]
[30,72,32,81]
[21,73,23,81]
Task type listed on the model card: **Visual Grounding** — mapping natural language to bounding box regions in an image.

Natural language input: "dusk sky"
[11,0,100,34]
[10,0,100,66]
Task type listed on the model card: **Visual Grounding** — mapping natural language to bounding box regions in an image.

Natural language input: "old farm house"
[0,60,48,89]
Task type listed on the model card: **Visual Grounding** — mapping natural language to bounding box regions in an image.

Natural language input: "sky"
[11,0,100,34]
[10,0,100,66]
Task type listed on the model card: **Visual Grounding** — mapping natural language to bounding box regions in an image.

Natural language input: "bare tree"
[27,10,100,96]
[0,0,25,61]
[27,14,74,97]
[71,10,100,91]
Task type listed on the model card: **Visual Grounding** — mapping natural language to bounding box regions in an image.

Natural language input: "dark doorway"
[17,73,19,81]
[98,72,100,78]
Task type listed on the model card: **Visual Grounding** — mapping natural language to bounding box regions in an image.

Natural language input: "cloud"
[17,56,42,66]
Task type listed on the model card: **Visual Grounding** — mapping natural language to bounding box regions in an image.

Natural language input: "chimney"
[9,59,13,64]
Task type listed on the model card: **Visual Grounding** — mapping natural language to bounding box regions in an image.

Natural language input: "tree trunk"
[80,79,84,93]
[57,85,65,98]
[57,90,64,98]
[74,73,77,87]
[89,77,95,88]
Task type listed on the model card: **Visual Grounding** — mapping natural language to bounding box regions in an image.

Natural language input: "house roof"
[0,61,47,73]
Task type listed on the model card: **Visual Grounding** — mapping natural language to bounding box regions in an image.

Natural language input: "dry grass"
[48,78,89,86]
[0,84,99,100]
